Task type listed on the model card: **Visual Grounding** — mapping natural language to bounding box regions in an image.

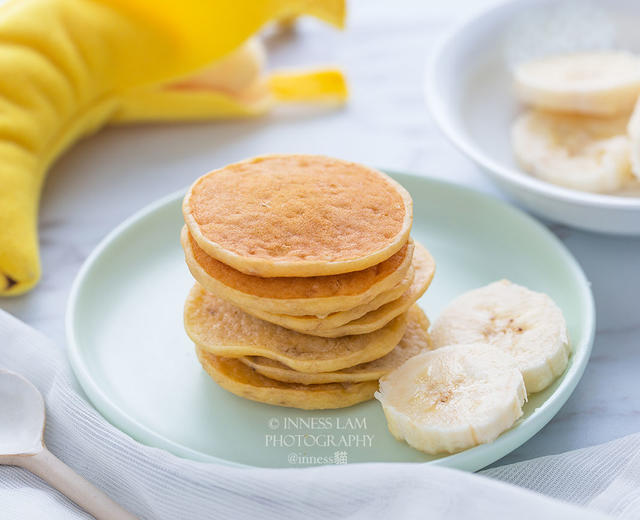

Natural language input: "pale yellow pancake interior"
[184,283,408,372]
[249,242,434,337]
[242,304,431,384]
[244,265,415,333]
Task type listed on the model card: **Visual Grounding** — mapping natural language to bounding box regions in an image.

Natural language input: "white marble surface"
[1,0,639,467]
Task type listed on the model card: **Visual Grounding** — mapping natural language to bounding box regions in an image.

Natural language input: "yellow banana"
[0,0,347,296]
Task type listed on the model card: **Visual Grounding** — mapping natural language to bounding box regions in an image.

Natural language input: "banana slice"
[627,98,640,181]
[514,51,640,116]
[431,280,570,394]
[375,344,526,455]
[512,109,633,192]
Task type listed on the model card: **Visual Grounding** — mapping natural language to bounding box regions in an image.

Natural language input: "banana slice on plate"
[514,51,640,116]
[375,344,526,455]
[431,280,570,394]
[511,109,633,193]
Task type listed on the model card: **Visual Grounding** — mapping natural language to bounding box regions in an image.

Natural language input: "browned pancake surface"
[184,154,412,275]
[186,230,411,299]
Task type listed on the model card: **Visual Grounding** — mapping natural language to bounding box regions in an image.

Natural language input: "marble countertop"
[1,0,639,467]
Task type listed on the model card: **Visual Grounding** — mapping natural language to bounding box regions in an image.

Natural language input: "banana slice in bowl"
[375,343,527,455]
[426,0,640,234]
[626,98,640,181]
[514,51,640,116]
[511,110,633,193]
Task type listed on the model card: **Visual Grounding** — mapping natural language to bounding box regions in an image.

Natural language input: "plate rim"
[66,173,596,471]
[424,0,640,211]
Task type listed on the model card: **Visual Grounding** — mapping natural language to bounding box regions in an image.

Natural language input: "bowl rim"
[424,0,640,211]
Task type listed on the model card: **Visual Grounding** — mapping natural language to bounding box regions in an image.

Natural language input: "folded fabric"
[1,310,636,519]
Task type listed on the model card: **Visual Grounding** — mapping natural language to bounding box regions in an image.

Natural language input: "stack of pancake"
[181,154,436,409]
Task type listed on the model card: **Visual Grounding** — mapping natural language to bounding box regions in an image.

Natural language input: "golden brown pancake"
[250,242,434,337]
[182,227,414,316]
[241,305,431,384]
[184,283,407,373]
[182,154,413,277]
[196,348,378,409]
[240,267,414,334]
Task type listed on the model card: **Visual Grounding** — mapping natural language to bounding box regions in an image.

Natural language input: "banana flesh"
[375,280,569,454]
[430,280,570,394]
[514,51,640,116]
[375,343,526,455]
[626,98,640,181]
[511,51,640,193]
[511,109,633,193]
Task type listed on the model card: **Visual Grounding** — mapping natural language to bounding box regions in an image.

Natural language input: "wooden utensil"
[0,369,137,519]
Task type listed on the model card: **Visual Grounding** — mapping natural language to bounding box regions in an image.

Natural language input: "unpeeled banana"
[0,0,347,295]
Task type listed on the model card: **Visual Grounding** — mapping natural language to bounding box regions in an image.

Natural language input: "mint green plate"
[66,173,595,471]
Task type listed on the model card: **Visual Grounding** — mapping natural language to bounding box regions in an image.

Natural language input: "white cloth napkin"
[0,309,637,520]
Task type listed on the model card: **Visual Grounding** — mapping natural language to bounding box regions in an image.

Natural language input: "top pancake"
[183,154,413,277]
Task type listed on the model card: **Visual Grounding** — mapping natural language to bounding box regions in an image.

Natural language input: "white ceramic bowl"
[426,0,640,235]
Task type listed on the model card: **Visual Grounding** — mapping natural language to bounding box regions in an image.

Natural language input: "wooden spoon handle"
[19,447,137,520]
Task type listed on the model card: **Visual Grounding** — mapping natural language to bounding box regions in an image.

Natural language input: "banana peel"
[0,0,347,296]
